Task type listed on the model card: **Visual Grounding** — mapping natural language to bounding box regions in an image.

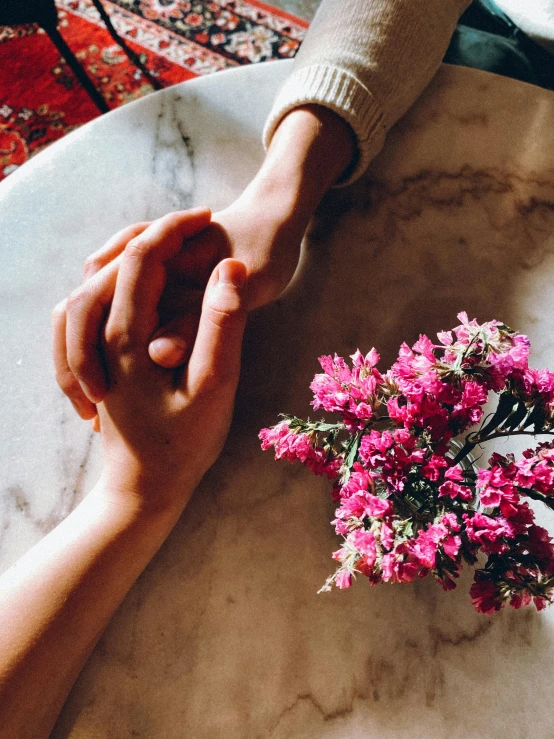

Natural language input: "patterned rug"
[0,0,307,181]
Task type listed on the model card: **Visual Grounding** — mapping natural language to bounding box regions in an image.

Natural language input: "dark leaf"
[479,392,516,437]
[501,400,528,431]
[526,402,547,434]
[340,431,363,481]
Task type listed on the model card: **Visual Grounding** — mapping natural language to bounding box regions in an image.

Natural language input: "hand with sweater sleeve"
[264,0,471,184]
[55,0,472,416]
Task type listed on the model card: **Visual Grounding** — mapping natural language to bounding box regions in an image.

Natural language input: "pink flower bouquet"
[260,314,554,614]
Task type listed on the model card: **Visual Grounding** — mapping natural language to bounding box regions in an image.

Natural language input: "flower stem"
[521,488,554,512]
[453,429,554,466]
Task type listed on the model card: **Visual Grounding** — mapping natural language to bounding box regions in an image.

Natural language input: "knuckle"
[66,285,88,313]
[199,366,228,392]
[125,235,151,261]
[52,298,67,321]
[68,350,89,379]
[205,303,244,331]
[65,339,90,380]
[202,371,237,397]
[105,324,137,356]
[158,211,183,230]
[83,254,102,276]
[55,365,81,396]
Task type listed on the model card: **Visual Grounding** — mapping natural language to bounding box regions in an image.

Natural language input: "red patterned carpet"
[0,0,307,181]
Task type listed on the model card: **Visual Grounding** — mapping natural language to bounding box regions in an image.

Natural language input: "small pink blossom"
[470,577,503,614]
[441,512,462,532]
[412,334,436,360]
[408,530,438,569]
[351,529,377,566]
[339,463,375,498]
[437,330,454,346]
[380,520,395,550]
[335,491,393,523]
[463,512,515,554]
[381,549,420,583]
[259,422,339,479]
[438,481,473,501]
[421,454,448,482]
[444,464,464,482]
[335,571,352,589]
[443,535,461,560]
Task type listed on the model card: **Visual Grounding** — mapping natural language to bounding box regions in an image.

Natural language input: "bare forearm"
[0,481,185,739]
[200,105,355,310]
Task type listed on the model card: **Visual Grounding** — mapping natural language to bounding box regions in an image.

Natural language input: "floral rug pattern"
[0,0,307,181]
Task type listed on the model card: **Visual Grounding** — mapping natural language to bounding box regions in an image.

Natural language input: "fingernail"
[149,336,188,367]
[218,260,246,288]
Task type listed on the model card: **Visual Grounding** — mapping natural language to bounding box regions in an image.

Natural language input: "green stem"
[453,428,554,466]
[521,488,554,512]
[452,438,478,466]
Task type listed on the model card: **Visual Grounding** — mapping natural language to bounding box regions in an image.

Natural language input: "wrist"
[253,105,355,221]
[95,467,196,523]
[229,106,355,257]
[236,159,308,239]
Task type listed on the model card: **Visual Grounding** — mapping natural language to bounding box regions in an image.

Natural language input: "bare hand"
[53,200,303,419]
[54,208,248,509]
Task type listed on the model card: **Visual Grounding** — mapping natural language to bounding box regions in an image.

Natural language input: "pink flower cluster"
[259,421,341,479]
[310,349,383,430]
[260,314,554,614]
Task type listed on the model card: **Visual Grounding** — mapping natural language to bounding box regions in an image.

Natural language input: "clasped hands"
[51,106,354,512]
[52,202,302,512]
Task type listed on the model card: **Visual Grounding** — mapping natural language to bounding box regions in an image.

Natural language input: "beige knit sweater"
[263,0,471,183]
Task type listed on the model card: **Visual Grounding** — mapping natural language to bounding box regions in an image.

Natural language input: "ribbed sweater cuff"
[262,64,387,186]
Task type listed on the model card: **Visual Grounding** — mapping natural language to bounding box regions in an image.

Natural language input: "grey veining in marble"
[2,60,554,738]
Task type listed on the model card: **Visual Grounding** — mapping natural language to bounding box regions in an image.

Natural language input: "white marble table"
[2,60,554,738]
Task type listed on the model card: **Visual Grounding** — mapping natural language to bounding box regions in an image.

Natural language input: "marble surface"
[2,60,554,738]
[271,0,319,21]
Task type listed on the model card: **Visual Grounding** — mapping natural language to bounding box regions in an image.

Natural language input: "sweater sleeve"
[263,0,472,184]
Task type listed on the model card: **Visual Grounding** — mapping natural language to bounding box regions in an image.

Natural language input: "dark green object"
[444,0,554,92]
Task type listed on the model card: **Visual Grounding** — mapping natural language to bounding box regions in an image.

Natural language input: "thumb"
[186,259,248,394]
[148,312,199,368]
